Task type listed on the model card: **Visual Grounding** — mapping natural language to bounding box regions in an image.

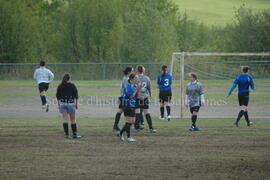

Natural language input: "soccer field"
[0,79,269,179]
[0,117,269,179]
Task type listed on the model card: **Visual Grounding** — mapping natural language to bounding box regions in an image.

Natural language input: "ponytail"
[59,73,71,87]
[161,65,167,77]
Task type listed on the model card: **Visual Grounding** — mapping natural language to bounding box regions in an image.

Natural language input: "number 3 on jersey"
[164,79,169,86]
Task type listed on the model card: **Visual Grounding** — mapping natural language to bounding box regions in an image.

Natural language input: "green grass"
[0,117,269,179]
[1,79,269,104]
[172,0,270,26]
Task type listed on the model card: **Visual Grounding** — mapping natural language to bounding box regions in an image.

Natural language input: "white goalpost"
[170,52,270,119]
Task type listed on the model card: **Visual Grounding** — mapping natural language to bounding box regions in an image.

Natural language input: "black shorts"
[38,83,49,93]
[190,106,200,114]
[238,92,249,106]
[124,107,135,117]
[136,98,149,109]
[159,90,172,103]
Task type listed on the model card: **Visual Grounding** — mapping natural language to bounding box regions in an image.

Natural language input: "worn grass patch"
[0,117,269,179]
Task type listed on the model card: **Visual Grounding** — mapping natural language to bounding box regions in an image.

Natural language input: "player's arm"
[73,84,79,109]
[147,78,152,97]
[185,86,189,107]
[156,75,160,88]
[227,76,238,96]
[250,76,256,91]
[199,83,205,105]
[56,87,61,109]
[33,69,37,80]
[48,70,54,82]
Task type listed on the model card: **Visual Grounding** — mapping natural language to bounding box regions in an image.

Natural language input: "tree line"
[0,0,270,63]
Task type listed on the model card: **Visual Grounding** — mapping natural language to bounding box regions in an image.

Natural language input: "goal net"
[170,52,270,119]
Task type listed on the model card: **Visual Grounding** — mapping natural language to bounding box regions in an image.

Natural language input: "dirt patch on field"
[0,95,269,118]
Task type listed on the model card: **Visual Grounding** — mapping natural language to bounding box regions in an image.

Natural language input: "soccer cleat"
[234,121,239,127]
[159,117,165,121]
[150,128,157,133]
[42,105,46,109]
[167,115,171,122]
[189,126,195,131]
[72,135,81,139]
[126,137,136,142]
[113,126,120,132]
[117,133,125,141]
[193,127,201,131]
[247,121,253,126]
[45,104,49,112]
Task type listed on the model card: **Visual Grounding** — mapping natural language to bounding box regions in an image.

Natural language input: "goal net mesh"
[170,53,270,119]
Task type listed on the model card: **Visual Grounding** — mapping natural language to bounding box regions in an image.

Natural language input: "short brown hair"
[242,66,250,73]
[137,65,145,74]
[128,73,136,83]
[189,72,198,80]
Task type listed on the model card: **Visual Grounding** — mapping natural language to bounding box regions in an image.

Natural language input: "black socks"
[114,112,121,128]
[237,110,245,122]
[126,123,132,138]
[71,123,77,136]
[135,113,141,129]
[120,122,132,138]
[166,106,171,116]
[243,111,250,124]
[63,122,69,135]
[160,107,165,118]
[40,95,47,105]
[191,115,197,127]
[145,114,153,129]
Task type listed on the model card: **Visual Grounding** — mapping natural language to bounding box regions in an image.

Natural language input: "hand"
[137,85,142,89]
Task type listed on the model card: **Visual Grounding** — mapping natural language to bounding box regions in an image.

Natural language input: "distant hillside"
[172,0,270,26]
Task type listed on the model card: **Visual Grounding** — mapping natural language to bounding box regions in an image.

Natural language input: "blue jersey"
[157,73,172,91]
[234,74,255,94]
[232,74,255,95]
[123,83,137,107]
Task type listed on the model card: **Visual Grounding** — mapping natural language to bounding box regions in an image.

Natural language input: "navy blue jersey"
[123,83,137,107]
[228,74,256,95]
[157,73,172,91]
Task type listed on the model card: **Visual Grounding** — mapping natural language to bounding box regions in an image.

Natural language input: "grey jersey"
[137,74,151,100]
[120,76,129,97]
[186,81,204,107]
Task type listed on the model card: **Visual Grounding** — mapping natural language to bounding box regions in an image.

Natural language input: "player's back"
[157,73,172,91]
[34,67,54,84]
[235,74,254,94]
[138,74,150,99]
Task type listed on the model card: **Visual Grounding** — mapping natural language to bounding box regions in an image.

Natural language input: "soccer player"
[33,61,54,112]
[135,65,156,133]
[185,73,205,131]
[113,67,133,131]
[157,65,172,121]
[56,73,81,139]
[118,73,142,142]
[227,66,256,127]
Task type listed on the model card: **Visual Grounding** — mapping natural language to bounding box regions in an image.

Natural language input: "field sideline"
[0,117,269,179]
